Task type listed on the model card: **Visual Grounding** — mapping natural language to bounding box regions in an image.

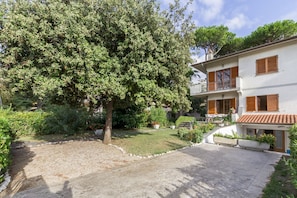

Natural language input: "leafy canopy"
[193,25,235,60]
[0,0,194,143]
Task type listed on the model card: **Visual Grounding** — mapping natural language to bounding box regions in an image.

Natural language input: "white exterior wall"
[238,43,297,114]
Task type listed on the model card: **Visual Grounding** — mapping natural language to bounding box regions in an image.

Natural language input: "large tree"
[0,0,194,144]
[193,25,235,60]
[243,20,297,48]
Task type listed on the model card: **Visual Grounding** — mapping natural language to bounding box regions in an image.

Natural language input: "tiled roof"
[237,114,297,125]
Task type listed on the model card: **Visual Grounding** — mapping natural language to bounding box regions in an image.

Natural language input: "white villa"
[190,36,297,153]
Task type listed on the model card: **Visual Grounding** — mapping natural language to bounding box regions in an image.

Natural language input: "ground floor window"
[208,98,236,114]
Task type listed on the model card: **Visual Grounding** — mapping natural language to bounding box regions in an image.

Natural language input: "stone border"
[0,172,11,193]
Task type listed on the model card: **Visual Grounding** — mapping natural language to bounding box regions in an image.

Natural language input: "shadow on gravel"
[1,142,73,198]
[0,143,35,197]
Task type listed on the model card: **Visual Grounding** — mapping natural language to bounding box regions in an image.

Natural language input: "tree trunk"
[103,100,113,144]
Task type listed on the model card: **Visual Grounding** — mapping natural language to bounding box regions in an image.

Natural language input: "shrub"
[175,116,195,128]
[149,107,167,126]
[0,108,48,137]
[287,124,297,189]
[43,105,88,135]
[195,122,215,133]
[112,108,149,129]
[257,134,275,145]
[0,118,12,184]
[177,127,204,143]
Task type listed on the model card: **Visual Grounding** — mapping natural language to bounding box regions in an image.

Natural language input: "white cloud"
[225,14,249,30]
[198,0,224,21]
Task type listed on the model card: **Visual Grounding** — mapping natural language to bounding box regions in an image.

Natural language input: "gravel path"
[1,140,141,197]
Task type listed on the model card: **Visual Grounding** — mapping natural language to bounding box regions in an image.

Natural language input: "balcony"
[190,77,242,96]
[190,81,207,96]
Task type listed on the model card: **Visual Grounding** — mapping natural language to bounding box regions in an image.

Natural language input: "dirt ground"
[0,139,141,197]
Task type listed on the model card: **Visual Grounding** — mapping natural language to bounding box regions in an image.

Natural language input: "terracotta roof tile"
[237,114,297,125]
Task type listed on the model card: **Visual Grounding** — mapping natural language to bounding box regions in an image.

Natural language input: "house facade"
[190,36,297,153]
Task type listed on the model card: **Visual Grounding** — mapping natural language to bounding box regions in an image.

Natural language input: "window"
[207,66,238,91]
[246,94,278,112]
[208,98,236,114]
[256,55,278,75]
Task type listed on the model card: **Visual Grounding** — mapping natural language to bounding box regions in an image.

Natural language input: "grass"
[262,156,297,198]
[15,128,191,156]
[112,128,191,156]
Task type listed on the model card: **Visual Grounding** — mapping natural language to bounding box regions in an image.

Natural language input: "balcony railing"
[208,78,236,91]
[190,77,241,96]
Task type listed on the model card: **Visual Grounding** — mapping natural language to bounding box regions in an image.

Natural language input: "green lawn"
[112,128,191,156]
[15,128,191,156]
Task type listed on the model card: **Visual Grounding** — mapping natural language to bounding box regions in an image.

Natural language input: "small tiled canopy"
[237,114,297,125]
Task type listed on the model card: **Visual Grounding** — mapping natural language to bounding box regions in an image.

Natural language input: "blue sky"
[160,0,297,37]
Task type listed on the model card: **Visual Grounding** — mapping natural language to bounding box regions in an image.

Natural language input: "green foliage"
[194,122,215,133]
[287,124,297,189]
[0,118,12,183]
[193,25,235,58]
[257,134,276,145]
[175,116,195,127]
[149,107,167,126]
[177,127,203,143]
[112,108,149,129]
[1,0,194,143]
[0,108,48,137]
[243,20,297,48]
[43,105,88,135]
[214,133,236,139]
[263,157,297,198]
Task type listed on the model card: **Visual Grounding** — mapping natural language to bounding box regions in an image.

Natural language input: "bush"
[175,116,195,128]
[0,118,12,184]
[112,108,149,129]
[195,122,215,133]
[257,134,275,145]
[177,127,204,143]
[43,105,88,135]
[0,108,48,137]
[287,124,297,189]
[149,107,167,126]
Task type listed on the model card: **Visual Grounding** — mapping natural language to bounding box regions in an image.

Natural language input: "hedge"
[0,118,12,184]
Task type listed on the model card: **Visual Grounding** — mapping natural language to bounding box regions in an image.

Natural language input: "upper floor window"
[256,55,278,75]
[246,94,279,112]
[208,66,238,91]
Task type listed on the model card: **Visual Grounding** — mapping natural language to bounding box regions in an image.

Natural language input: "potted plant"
[149,107,167,130]
[238,134,275,151]
[169,122,176,129]
[152,121,160,129]
[213,133,238,146]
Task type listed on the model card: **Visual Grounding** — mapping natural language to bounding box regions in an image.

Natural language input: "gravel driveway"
[3,142,282,198]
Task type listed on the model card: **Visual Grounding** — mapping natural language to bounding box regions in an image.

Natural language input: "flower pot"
[170,125,176,129]
[213,136,238,147]
[153,124,160,129]
[238,139,270,151]
[94,129,103,136]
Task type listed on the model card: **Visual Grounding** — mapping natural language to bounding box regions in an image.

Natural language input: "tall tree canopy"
[0,0,194,143]
[243,20,297,48]
[193,25,235,60]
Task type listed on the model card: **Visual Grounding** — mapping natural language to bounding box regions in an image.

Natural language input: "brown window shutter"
[208,100,216,114]
[231,98,236,110]
[208,72,215,91]
[246,96,256,111]
[231,66,238,87]
[256,59,266,74]
[267,94,279,111]
[267,56,278,72]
